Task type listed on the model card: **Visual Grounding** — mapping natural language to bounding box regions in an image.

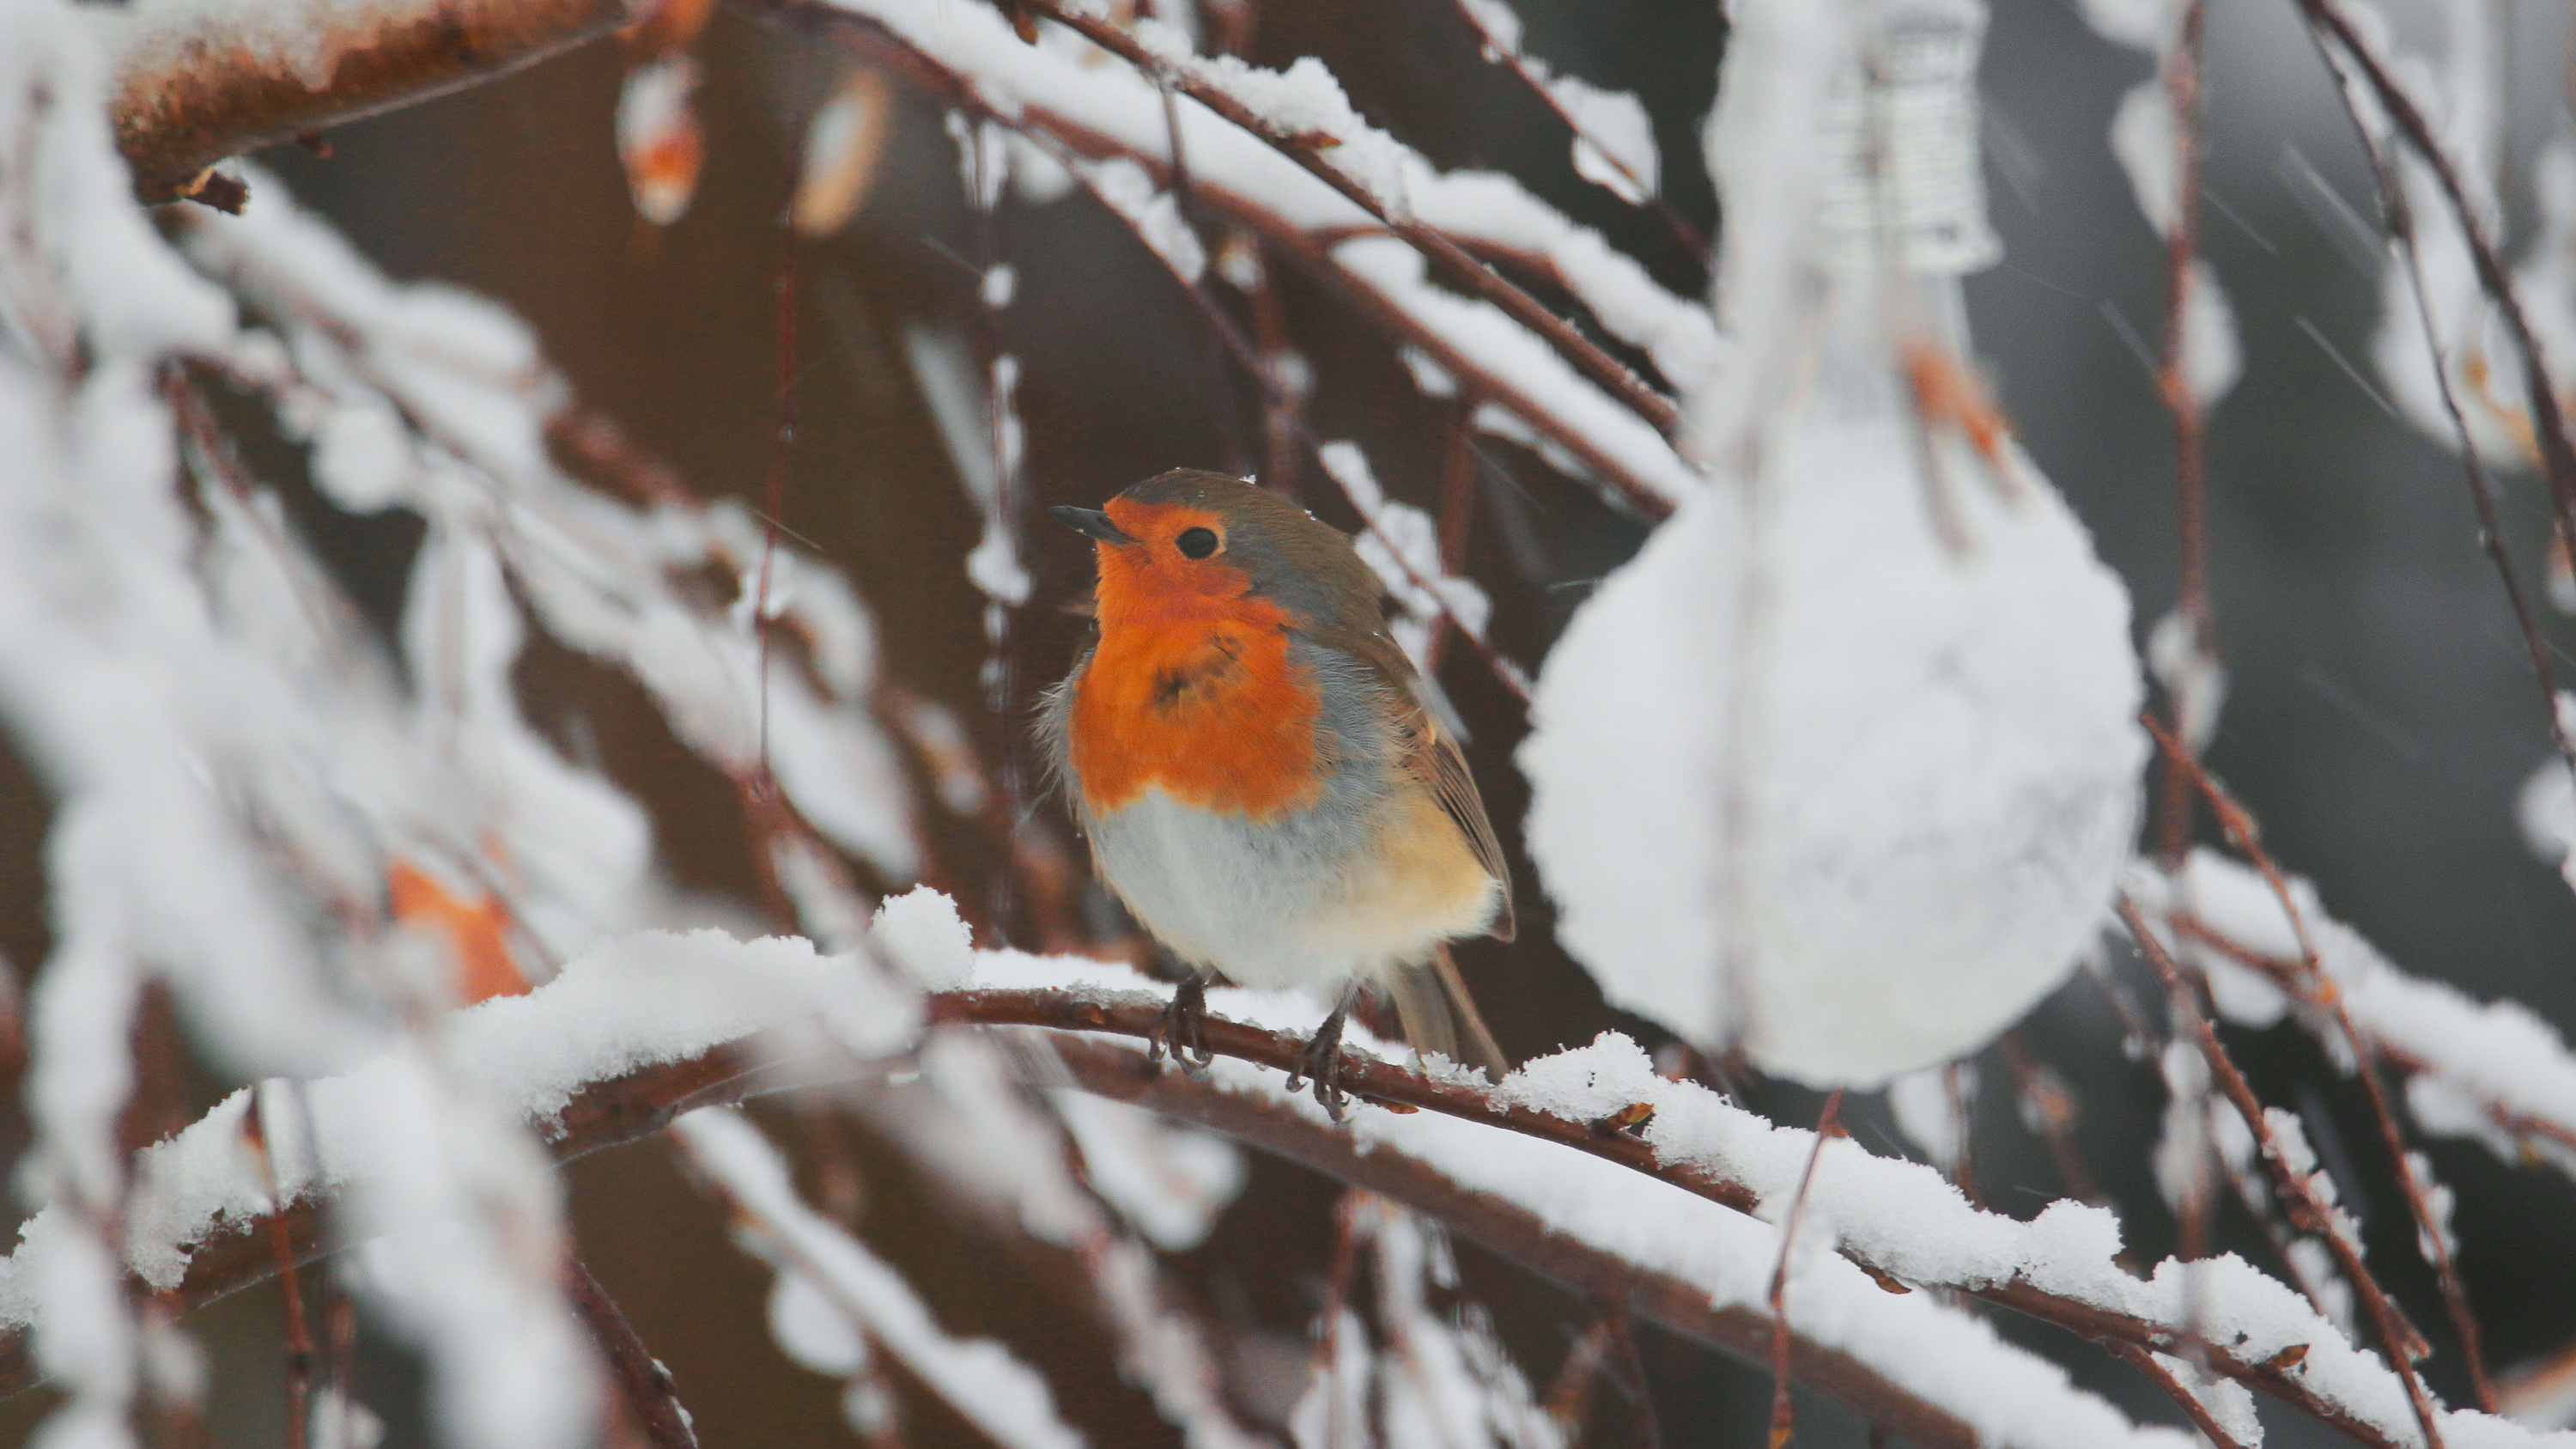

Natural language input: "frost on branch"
[1522,0,2146,1087]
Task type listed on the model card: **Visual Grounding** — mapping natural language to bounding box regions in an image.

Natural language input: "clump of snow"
[0,928,917,1326]
[1294,1197,1563,1449]
[1079,157,1206,284]
[1521,406,2144,1086]
[872,886,979,988]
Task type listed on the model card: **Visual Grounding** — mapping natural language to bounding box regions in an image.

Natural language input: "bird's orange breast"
[1068,587,1324,821]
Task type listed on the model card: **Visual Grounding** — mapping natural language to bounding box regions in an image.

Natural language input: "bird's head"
[1050,469,1374,631]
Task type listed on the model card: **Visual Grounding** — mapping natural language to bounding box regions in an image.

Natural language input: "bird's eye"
[1176,527,1220,559]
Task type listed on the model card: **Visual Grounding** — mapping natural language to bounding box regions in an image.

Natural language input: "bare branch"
[563,1257,702,1449]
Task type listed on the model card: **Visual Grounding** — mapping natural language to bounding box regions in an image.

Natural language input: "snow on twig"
[174,174,922,882]
[2296,0,2576,557]
[1441,0,1693,252]
[2131,849,2576,1186]
[748,0,1708,516]
[673,1109,1086,1449]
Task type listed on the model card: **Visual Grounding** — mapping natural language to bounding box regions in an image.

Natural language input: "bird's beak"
[1048,505,1138,545]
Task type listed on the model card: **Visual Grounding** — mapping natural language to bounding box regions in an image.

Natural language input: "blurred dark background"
[7,0,2576,1444]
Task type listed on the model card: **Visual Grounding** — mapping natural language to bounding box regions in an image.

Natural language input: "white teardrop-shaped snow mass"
[1520,415,2144,1087]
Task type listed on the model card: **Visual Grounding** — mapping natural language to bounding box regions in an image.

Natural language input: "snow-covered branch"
[745,0,1707,518]
[9,921,2551,1449]
[92,0,633,203]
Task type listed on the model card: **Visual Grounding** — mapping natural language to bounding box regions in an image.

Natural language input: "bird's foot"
[1149,974,1215,1074]
[1286,992,1357,1123]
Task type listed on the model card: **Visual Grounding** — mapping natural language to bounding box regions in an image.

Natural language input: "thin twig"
[562,1257,701,1449]
[2293,0,2576,560]
[2119,895,2450,1449]
[741,0,1686,518]
[752,156,804,795]
[1994,1031,2101,1206]
[1767,1091,1843,1449]
[243,1087,313,1449]
[2170,912,2576,1160]
[2144,715,2497,1408]
[1601,1310,1662,1449]
[2105,1341,2253,1449]
[2297,9,2576,790]
[1431,0,1707,259]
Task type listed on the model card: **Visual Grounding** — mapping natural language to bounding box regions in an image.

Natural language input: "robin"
[1039,470,1512,1114]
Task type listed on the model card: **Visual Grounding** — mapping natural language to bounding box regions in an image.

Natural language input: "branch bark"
[99,0,635,203]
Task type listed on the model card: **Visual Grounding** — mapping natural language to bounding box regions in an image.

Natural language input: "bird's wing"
[1397,698,1516,942]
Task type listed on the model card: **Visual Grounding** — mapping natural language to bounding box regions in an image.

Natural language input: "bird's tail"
[1386,944,1510,1081]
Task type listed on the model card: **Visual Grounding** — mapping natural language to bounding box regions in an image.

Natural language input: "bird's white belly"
[1086,786,1493,990]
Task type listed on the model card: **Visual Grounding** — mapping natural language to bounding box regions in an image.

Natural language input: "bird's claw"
[1286,1004,1354,1123]
[1149,975,1215,1075]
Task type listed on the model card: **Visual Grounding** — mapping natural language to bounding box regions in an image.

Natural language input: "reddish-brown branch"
[1996,1031,2101,1207]
[242,1089,313,1449]
[1768,1090,1843,1449]
[2170,913,2576,1160]
[1432,0,1706,261]
[564,1256,702,1449]
[2120,896,2450,1449]
[2293,9,2576,790]
[2144,715,2497,1408]
[106,0,635,202]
